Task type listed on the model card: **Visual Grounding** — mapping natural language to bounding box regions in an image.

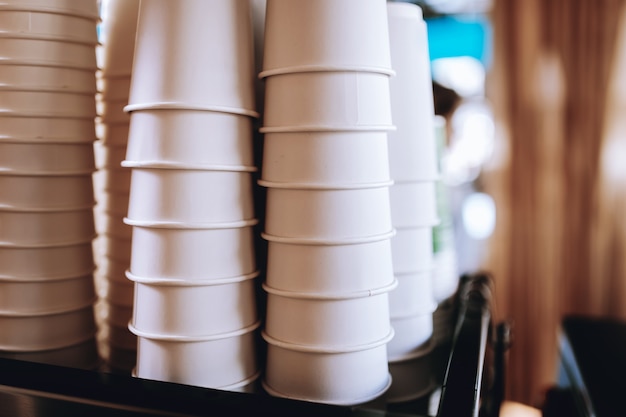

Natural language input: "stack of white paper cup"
[0,0,100,369]
[92,0,140,373]
[124,0,260,392]
[260,0,396,406]
[384,3,440,403]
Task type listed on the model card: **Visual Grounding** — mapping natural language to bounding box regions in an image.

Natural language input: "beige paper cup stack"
[0,0,100,369]
[384,3,440,403]
[124,0,260,392]
[259,0,396,406]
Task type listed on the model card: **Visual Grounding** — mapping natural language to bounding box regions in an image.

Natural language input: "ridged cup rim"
[121,160,258,173]
[128,320,261,343]
[258,179,393,190]
[262,279,397,301]
[123,217,259,230]
[259,125,396,134]
[259,65,395,79]
[261,229,396,246]
[125,269,260,287]
[262,329,394,354]
[124,102,259,119]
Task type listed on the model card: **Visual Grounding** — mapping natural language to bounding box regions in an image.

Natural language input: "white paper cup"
[98,0,140,76]
[125,109,254,168]
[132,321,260,389]
[0,174,95,211]
[99,322,137,351]
[263,332,392,406]
[261,130,390,185]
[0,141,95,175]
[97,75,131,101]
[0,115,96,143]
[99,279,134,307]
[262,71,393,131]
[0,90,96,118]
[386,341,436,403]
[261,0,392,77]
[0,10,98,44]
[218,371,261,394]
[98,122,130,146]
[390,181,439,228]
[432,250,460,303]
[387,3,438,182]
[0,65,96,94]
[0,242,94,280]
[0,304,96,352]
[0,0,100,20]
[0,337,100,370]
[0,38,97,70]
[99,301,133,328]
[391,226,433,273]
[387,313,433,360]
[264,232,394,294]
[98,99,130,124]
[129,274,258,337]
[0,208,95,247]
[93,167,131,194]
[126,169,255,225]
[127,0,256,116]
[95,211,132,239]
[0,274,95,315]
[127,224,257,281]
[94,142,126,170]
[96,256,131,286]
[389,270,437,319]
[262,182,393,241]
[94,235,132,263]
[263,281,395,348]
[95,192,130,218]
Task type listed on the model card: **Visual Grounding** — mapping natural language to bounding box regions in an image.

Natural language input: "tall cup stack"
[384,3,440,403]
[0,0,100,369]
[124,0,261,392]
[92,0,140,373]
[259,0,396,405]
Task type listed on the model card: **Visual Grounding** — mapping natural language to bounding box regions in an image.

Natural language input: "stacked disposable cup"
[124,0,260,392]
[260,0,396,406]
[0,0,100,369]
[384,3,440,403]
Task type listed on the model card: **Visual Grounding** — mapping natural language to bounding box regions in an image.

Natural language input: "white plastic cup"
[98,0,140,76]
[0,242,94,281]
[386,341,436,403]
[0,90,96,118]
[262,71,393,132]
[0,0,100,20]
[98,99,130,124]
[0,65,97,94]
[0,274,95,315]
[98,123,130,146]
[389,270,437,319]
[263,331,392,406]
[0,10,98,44]
[127,224,257,281]
[0,337,101,370]
[261,0,392,77]
[0,115,96,143]
[263,281,395,348]
[389,181,439,228]
[132,322,260,389]
[0,304,97,352]
[0,141,95,175]
[99,322,137,351]
[387,313,433,360]
[125,109,255,169]
[261,130,390,185]
[262,182,393,241]
[387,3,438,182]
[264,232,394,295]
[391,226,433,273]
[0,208,95,247]
[127,0,256,116]
[129,275,258,337]
[0,38,97,70]
[97,75,131,101]
[126,169,255,225]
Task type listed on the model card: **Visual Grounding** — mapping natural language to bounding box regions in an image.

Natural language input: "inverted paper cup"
[0,0,100,20]
[389,270,437,318]
[261,130,390,185]
[388,313,433,360]
[0,115,96,143]
[389,181,439,228]
[0,65,96,94]
[98,0,139,76]
[98,123,130,146]
[263,332,392,406]
[97,75,131,101]
[94,142,126,170]
[99,301,133,328]
[128,0,256,116]
[263,281,395,348]
[100,322,137,351]
[95,191,131,218]
[262,0,391,76]
[391,226,433,273]
[262,71,393,131]
[98,99,130,124]
[99,279,134,307]
[264,232,394,294]
[0,274,95,315]
[0,173,95,211]
[126,169,255,225]
[0,304,96,352]
[0,38,97,70]
[432,251,460,303]
[386,341,436,403]
[127,223,257,281]
[94,211,132,239]
[129,274,258,337]
[125,109,254,168]
[0,10,98,44]
[0,141,95,175]
[93,167,131,194]
[387,3,438,182]
[132,322,260,389]
[0,90,96,118]
[218,371,261,394]
[96,256,131,285]
[262,182,393,241]
[0,242,94,280]
[94,234,132,263]
[0,208,95,247]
